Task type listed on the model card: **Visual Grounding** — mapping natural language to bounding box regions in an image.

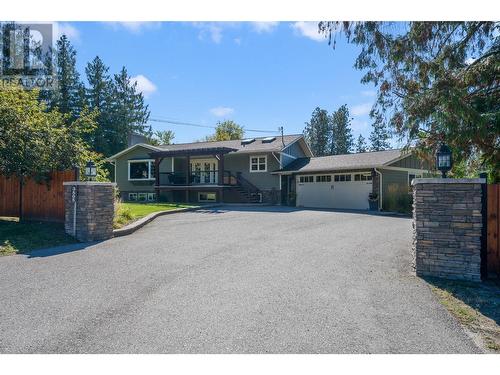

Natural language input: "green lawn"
[0,217,77,256]
[114,202,196,229]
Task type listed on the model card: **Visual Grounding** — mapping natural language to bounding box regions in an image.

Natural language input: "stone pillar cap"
[412,178,485,186]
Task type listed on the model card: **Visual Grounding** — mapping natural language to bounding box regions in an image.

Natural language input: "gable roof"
[106,134,307,161]
[104,143,161,162]
[275,149,406,174]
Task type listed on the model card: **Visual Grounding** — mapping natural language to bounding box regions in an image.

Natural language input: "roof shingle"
[277,149,404,173]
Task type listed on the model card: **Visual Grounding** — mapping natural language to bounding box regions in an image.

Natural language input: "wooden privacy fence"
[0,170,77,222]
[486,184,500,278]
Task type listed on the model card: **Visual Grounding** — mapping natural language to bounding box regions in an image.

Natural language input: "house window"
[299,176,314,183]
[250,155,267,172]
[128,193,137,201]
[147,193,156,201]
[334,174,352,182]
[198,192,217,202]
[128,160,155,180]
[354,173,373,181]
[138,193,148,202]
[316,175,331,183]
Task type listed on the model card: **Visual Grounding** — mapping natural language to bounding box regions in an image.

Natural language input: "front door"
[190,159,217,184]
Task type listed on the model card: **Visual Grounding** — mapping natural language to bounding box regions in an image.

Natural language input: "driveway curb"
[113,204,223,237]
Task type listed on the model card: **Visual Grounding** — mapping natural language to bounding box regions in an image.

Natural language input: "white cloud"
[131,75,157,98]
[234,37,242,45]
[54,22,80,43]
[210,106,234,117]
[105,22,161,34]
[361,90,376,97]
[291,21,326,42]
[192,22,224,44]
[251,22,279,33]
[351,102,372,116]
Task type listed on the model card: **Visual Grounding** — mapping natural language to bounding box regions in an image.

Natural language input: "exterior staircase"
[223,172,263,203]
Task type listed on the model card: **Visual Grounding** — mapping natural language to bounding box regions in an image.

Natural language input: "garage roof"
[275,149,405,174]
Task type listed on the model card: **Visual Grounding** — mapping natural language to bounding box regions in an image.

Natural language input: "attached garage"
[296,172,373,210]
[275,149,434,211]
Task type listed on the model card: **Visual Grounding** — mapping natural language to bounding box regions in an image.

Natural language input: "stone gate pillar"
[64,182,116,242]
[412,178,485,282]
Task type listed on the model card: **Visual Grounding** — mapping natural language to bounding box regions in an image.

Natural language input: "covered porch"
[149,146,239,203]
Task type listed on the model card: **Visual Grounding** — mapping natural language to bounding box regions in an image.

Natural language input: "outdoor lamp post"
[84,160,97,181]
[436,143,453,178]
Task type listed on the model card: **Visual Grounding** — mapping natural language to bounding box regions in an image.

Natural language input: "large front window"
[128,160,155,180]
[250,155,267,172]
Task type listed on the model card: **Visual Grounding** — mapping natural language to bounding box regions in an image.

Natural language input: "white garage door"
[296,173,373,210]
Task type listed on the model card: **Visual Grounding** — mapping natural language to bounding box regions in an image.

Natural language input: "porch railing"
[158,171,238,186]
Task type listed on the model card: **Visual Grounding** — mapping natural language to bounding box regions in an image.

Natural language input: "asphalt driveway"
[0,206,479,353]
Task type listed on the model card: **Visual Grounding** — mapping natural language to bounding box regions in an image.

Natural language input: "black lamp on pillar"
[84,160,97,181]
[436,144,453,178]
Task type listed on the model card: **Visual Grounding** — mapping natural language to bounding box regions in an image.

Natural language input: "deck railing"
[158,171,238,186]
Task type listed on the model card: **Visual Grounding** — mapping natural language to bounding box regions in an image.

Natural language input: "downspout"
[374,167,383,211]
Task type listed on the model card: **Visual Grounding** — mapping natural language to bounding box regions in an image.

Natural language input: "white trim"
[105,143,161,162]
[171,157,174,173]
[249,154,268,173]
[128,159,155,181]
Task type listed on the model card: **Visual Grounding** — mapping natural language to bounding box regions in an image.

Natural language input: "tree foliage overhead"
[205,120,245,141]
[330,104,354,155]
[319,21,500,180]
[304,107,331,156]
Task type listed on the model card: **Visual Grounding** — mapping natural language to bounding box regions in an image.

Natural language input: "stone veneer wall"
[412,178,484,282]
[64,182,115,242]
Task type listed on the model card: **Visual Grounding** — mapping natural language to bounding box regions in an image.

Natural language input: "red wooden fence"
[0,170,77,222]
[487,184,500,278]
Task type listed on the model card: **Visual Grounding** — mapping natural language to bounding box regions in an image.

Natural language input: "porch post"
[218,153,224,203]
[155,157,161,202]
[185,155,190,203]
[185,155,191,186]
[218,153,224,185]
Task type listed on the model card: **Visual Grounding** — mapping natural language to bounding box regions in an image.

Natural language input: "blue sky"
[56,21,385,145]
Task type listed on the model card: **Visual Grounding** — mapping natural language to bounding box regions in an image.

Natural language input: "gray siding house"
[107,135,433,211]
[106,134,313,204]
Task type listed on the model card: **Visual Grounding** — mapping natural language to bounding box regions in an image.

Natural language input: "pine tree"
[303,107,331,157]
[355,134,367,153]
[49,35,83,118]
[369,120,391,151]
[85,56,114,155]
[110,67,151,155]
[330,104,354,155]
